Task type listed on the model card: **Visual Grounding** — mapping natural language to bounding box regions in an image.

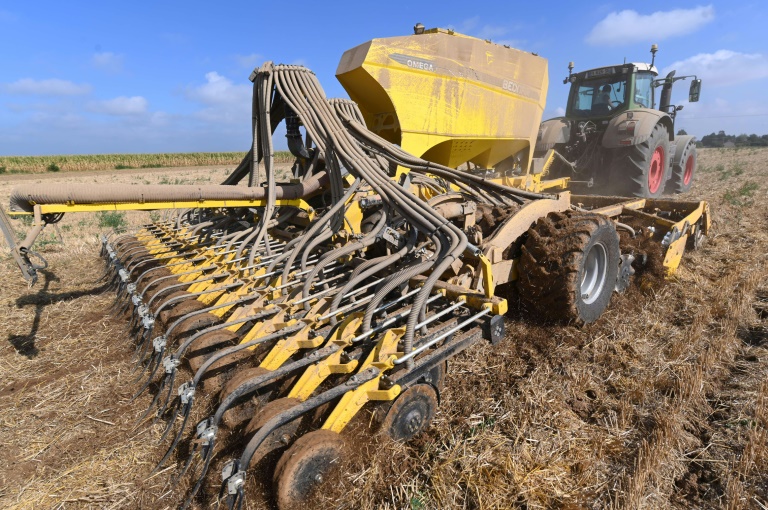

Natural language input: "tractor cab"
[536,45,703,198]
[565,63,658,121]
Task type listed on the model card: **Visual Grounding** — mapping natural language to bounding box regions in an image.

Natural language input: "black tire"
[378,384,438,441]
[274,429,345,509]
[609,123,670,198]
[518,211,620,324]
[668,143,696,194]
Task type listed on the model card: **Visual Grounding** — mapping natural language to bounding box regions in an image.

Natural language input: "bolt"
[314,473,323,483]
[280,434,291,445]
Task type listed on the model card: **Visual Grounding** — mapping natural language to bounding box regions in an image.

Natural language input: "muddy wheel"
[669,143,696,194]
[610,123,669,198]
[143,278,180,301]
[200,349,253,393]
[379,384,438,441]
[151,290,190,314]
[518,211,620,324]
[187,329,239,372]
[170,312,219,339]
[273,429,345,510]
[160,300,209,327]
[137,269,174,294]
[244,397,303,467]
[220,366,274,429]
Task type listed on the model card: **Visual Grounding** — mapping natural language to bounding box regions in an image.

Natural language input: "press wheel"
[273,429,345,509]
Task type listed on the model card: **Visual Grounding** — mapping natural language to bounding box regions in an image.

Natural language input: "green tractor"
[536,45,702,198]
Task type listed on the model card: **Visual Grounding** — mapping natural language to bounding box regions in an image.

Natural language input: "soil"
[0,148,767,509]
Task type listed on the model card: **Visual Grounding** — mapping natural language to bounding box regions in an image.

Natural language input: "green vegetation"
[97,211,128,232]
[0,151,293,174]
[0,166,5,174]
[723,181,759,208]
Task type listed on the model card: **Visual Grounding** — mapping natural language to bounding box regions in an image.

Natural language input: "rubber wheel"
[187,329,239,372]
[199,349,253,393]
[244,397,303,468]
[169,312,219,339]
[137,269,174,294]
[273,429,345,510]
[518,211,620,324]
[220,366,274,429]
[379,384,438,441]
[610,123,670,198]
[668,143,696,194]
[142,277,180,301]
[151,290,190,314]
[160,300,209,327]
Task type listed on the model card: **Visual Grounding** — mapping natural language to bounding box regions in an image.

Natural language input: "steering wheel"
[611,100,623,107]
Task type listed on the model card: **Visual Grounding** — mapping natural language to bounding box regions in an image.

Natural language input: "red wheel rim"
[683,154,694,185]
[648,145,664,194]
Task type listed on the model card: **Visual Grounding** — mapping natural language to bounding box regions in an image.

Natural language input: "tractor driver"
[595,84,612,110]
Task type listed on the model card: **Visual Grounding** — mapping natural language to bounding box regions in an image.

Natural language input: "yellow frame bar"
[7,198,314,218]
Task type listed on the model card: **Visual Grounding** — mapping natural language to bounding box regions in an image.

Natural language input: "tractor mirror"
[688,79,701,102]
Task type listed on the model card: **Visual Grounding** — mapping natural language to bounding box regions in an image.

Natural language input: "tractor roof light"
[414,23,425,35]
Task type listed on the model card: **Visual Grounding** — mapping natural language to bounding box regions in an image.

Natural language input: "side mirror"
[689,79,701,102]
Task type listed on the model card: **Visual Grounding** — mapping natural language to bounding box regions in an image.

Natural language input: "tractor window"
[568,76,627,117]
[635,72,653,109]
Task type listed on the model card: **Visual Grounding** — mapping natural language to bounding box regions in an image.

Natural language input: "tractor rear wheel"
[518,211,620,324]
[668,143,697,194]
[610,123,670,198]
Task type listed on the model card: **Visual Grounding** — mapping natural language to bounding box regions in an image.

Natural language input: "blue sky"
[0,1,766,155]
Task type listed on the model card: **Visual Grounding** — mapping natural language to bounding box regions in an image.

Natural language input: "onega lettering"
[406,59,434,72]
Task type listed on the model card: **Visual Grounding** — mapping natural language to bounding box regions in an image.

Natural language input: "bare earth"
[0,149,766,509]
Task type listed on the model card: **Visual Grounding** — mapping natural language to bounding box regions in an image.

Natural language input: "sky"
[0,1,766,156]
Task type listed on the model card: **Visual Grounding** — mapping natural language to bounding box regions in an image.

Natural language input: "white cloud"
[234,53,262,69]
[586,5,715,45]
[92,52,124,73]
[663,50,768,87]
[184,72,252,125]
[186,71,250,106]
[88,96,148,116]
[448,16,523,47]
[3,78,91,96]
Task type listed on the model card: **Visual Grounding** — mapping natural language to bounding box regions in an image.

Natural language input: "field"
[0,152,293,174]
[0,147,766,509]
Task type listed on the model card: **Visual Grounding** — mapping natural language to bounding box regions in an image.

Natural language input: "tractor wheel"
[518,211,620,324]
[668,143,697,194]
[610,123,670,198]
[273,429,345,510]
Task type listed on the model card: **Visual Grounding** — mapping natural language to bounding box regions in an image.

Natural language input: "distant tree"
[700,131,768,147]
[677,129,688,136]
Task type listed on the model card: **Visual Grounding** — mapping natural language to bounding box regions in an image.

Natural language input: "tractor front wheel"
[669,143,697,194]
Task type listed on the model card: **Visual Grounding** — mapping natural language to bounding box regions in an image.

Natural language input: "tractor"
[535,45,702,198]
